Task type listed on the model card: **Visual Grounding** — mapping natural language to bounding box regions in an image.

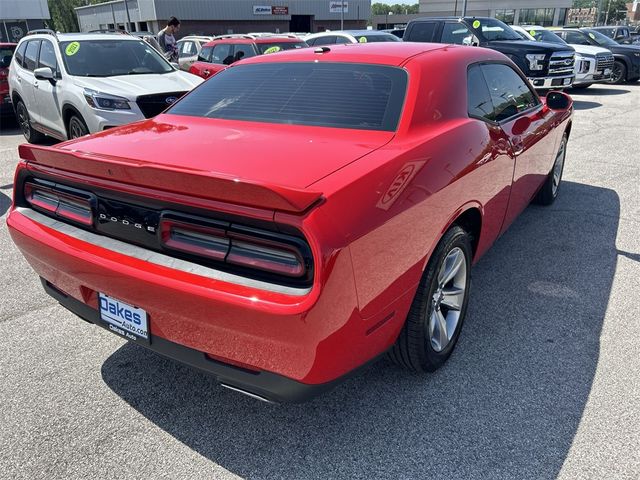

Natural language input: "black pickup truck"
[404,17,576,90]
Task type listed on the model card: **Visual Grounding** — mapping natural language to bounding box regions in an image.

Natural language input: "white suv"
[9,30,202,143]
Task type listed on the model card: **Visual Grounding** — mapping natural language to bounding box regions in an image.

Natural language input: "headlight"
[525,53,546,71]
[83,89,131,110]
[575,54,592,74]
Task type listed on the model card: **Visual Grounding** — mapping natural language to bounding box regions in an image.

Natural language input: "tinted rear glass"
[169,62,408,131]
[355,34,400,43]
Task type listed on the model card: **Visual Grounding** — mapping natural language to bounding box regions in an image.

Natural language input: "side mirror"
[545,91,572,111]
[34,67,54,81]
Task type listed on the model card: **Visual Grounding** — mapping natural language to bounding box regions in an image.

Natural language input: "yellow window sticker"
[472,20,481,29]
[263,46,282,54]
[359,36,367,43]
[588,32,596,39]
[65,42,80,56]
[529,30,537,37]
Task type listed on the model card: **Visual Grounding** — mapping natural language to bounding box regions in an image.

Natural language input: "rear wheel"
[610,61,627,84]
[15,100,45,144]
[534,134,568,206]
[388,226,472,372]
[68,114,89,139]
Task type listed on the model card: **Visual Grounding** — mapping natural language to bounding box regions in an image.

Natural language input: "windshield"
[257,41,308,54]
[583,30,618,47]
[530,29,568,45]
[469,18,522,41]
[168,62,408,131]
[355,34,401,43]
[59,40,174,77]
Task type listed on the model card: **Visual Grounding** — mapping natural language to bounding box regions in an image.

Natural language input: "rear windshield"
[59,39,173,77]
[257,41,308,54]
[169,62,408,131]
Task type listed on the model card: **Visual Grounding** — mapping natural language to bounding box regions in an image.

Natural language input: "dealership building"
[75,0,370,36]
[418,0,573,26]
[0,0,50,43]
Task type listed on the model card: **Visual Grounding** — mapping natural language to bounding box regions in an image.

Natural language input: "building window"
[495,9,515,25]
[556,8,568,26]
[519,8,555,27]
[139,21,148,32]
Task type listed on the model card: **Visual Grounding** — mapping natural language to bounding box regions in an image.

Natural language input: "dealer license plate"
[98,293,149,343]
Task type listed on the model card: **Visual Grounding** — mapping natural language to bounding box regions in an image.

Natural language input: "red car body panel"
[7,43,572,400]
[188,36,306,79]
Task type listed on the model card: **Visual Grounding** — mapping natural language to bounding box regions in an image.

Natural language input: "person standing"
[158,17,180,63]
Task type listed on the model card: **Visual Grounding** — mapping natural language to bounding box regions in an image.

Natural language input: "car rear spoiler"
[18,144,323,214]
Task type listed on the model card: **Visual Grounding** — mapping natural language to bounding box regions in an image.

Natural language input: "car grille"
[596,53,614,72]
[136,91,187,118]
[548,51,575,76]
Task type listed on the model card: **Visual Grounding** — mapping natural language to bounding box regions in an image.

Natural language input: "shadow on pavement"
[0,115,19,135]
[572,100,602,111]
[102,180,619,479]
[570,86,630,96]
[0,191,11,217]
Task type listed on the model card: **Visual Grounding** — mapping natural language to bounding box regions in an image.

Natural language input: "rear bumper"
[528,74,574,89]
[7,204,399,396]
[42,277,352,403]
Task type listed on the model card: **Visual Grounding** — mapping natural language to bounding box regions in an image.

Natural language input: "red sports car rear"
[8,43,572,402]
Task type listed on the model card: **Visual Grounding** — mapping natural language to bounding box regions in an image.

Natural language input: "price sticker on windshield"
[472,20,481,29]
[588,32,596,39]
[65,41,80,56]
[359,36,368,43]
[529,30,537,37]
[263,46,282,54]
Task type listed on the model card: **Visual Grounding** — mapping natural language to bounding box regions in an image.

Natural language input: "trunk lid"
[20,115,395,212]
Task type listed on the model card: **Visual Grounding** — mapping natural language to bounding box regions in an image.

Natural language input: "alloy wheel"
[428,247,468,352]
[17,104,31,139]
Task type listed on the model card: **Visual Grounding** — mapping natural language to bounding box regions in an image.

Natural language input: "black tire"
[68,114,89,139]
[388,225,472,372]
[15,100,45,144]
[610,61,627,84]
[534,134,568,206]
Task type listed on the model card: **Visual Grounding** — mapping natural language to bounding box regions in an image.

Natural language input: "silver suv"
[9,30,202,143]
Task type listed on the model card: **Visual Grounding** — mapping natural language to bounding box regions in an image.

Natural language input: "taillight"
[159,215,309,279]
[24,182,94,226]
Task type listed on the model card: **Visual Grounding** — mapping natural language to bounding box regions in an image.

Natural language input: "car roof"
[204,35,301,46]
[234,42,456,67]
[20,32,142,43]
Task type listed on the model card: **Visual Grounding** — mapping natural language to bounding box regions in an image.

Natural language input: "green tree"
[603,0,628,22]
[47,0,105,33]
[372,3,420,16]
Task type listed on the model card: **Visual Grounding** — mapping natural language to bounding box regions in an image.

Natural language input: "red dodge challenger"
[7,43,572,403]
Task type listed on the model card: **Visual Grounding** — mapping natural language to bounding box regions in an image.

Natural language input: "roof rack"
[247,32,300,39]
[88,29,132,35]
[212,34,257,40]
[26,29,58,39]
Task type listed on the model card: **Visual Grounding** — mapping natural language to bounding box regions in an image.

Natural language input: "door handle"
[34,82,39,89]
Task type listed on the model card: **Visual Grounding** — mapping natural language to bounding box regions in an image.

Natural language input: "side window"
[565,31,590,45]
[407,22,438,42]
[198,45,213,62]
[467,64,494,121]
[178,41,193,57]
[312,36,338,46]
[38,40,59,75]
[232,44,255,62]
[442,22,477,45]
[211,43,232,64]
[187,42,199,55]
[14,41,27,67]
[481,63,539,122]
[23,40,41,71]
[335,35,351,43]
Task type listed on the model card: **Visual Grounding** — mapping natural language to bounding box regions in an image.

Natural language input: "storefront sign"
[272,6,289,15]
[329,1,348,14]
[253,5,272,15]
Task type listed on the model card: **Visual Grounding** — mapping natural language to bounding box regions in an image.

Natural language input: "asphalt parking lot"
[1,83,639,480]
